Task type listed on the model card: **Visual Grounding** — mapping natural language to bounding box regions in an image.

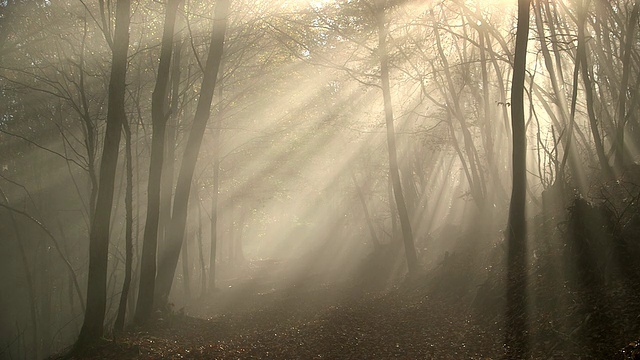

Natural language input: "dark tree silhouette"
[134,0,183,324]
[114,118,134,332]
[76,0,131,346]
[505,0,530,357]
[613,0,639,173]
[154,0,231,308]
[375,0,419,274]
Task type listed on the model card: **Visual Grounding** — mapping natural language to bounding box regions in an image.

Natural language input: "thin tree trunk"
[209,61,224,293]
[486,33,512,143]
[154,0,231,308]
[614,0,639,172]
[209,158,219,292]
[576,0,611,177]
[475,12,507,203]
[196,199,207,296]
[376,0,418,274]
[135,0,183,322]
[39,244,52,358]
[0,189,38,360]
[57,221,81,335]
[534,0,578,187]
[435,12,487,206]
[505,0,530,357]
[182,183,200,301]
[228,209,236,265]
[388,171,397,242]
[76,0,130,345]
[114,117,134,332]
[159,0,185,269]
[78,17,98,222]
[127,113,143,321]
[235,206,246,264]
[558,37,582,183]
[181,225,192,300]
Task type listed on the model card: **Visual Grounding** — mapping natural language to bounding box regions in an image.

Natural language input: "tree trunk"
[196,199,207,296]
[0,189,38,360]
[228,209,236,265]
[76,0,130,346]
[159,0,185,271]
[235,206,246,264]
[614,0,639,172]
[209,158,219,291]
[576,0,611,177]
[388,171,398,242]
[135,0,183,323]
[181,226,192,300]
[505,0,530,357]
[155,0,231,308]
[183,182,201,301]
[114,117,134,332]
[209,61,225,293]
[475,12,507,203]
[376,0,418,274]
[433,12,486,207]
[535,0,583,190]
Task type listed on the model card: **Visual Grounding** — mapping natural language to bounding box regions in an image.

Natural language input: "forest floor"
[60,259,640,360]
[65,280,505,359]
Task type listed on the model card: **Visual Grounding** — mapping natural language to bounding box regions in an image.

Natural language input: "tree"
[134,0,183,324]
[114,118,134,332]
[154,0,231,308]
[505,0,530,357]
[76,0,131,346]
[575,0,611,177]
[613,0,639,172]
[375,0,419,274]
[209,74,223,293]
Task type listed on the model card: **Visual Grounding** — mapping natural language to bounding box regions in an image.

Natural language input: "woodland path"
[62,261,639,360]
[65,273,505,359]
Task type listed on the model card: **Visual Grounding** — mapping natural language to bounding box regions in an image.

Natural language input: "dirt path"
[66,280,507,359]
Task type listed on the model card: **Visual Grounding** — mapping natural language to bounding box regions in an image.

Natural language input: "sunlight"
[2,0,640,358]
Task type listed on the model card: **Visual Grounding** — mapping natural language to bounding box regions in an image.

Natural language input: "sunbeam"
[1,0,640,359]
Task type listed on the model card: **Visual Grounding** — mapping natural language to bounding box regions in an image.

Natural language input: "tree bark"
[155,0,231,308]
[209,156,220,291]
[196,198,207,296]
[576,0,611,177]
[0,188,39,360]
[159,0,185,273]
[135,0,183,323]
[614,0,639,172]
[114,118,134,332]
[209,61,225,293]
[376,0,418,274]
[76,0,130,345]
[505,0,530,357]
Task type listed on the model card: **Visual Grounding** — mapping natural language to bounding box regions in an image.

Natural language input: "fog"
[1,0,640,359]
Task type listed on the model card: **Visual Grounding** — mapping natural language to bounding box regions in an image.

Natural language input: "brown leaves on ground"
[64,282,505,360]
[60,265,640,360]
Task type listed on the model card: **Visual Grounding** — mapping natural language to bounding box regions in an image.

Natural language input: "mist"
[1,0,640,358]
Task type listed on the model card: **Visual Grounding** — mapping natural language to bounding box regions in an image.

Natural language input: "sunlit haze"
[1,0,639,359]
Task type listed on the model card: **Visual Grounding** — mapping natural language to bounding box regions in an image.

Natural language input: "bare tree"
[134,0,184,324]
[613,0,639,172]
[375,0,418,274]
[154,0,231,308]
[76,0,131,346]
[114,118,134,332]
[505,0,530,357]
